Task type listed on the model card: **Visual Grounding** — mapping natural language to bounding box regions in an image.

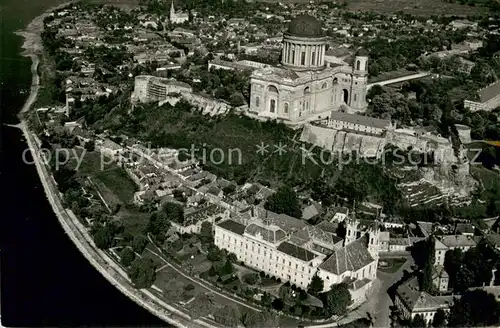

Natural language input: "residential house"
[395,277,453,325]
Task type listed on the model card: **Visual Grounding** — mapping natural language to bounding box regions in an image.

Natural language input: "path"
[146,238,262,313]
[367,72,432,90]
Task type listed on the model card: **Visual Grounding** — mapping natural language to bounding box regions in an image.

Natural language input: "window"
[291,49,295,63]
[301,51,306,65]
[354,94,357,101]
[270,99,276,113]
[322,82,327,89]
[255,96,260,107]
[284,103,289,114]
[356,60,361,71]
[311,52,316,65]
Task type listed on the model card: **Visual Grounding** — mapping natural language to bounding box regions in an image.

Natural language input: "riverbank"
[15,5,213,328]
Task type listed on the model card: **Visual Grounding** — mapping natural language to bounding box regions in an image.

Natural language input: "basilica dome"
[287,14,324,38]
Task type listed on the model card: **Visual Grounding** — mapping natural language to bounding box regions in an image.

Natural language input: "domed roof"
[355,47,369,56]
[287,14,324,38]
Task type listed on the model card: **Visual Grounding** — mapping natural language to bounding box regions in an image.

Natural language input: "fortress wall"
[333,131,346,154]
[360,135,385,158]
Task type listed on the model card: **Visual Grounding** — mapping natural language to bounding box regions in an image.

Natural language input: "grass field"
[344,0,488,16]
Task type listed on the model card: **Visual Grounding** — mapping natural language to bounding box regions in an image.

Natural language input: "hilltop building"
[248,14,369,125]
[169,0,189,24]
[131,75,192,103]
[464,80,500,112]
[214,206,379,305]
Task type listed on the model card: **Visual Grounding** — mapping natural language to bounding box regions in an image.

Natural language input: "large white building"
[131,75,192,103]
[214,206,379,304]
[248,14,369,125]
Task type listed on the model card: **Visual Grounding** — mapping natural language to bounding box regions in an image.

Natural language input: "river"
[0,0,166,326]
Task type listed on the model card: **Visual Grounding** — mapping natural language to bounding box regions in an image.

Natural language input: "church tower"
[350,48,369,112]
[170,0,176,19]
[344,217,359,246]
[367,221,380,261]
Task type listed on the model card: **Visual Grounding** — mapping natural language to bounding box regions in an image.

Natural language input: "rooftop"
[319,234,374,275]
[287,14,324,38]
[329,111,391,129]
[277,241,318,262]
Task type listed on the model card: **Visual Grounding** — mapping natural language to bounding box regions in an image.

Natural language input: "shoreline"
[15,4,212,328]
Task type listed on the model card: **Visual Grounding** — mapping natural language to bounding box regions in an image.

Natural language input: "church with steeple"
[169,0,188,24]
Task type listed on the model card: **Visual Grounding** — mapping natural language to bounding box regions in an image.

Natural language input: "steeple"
[170,0,175,16]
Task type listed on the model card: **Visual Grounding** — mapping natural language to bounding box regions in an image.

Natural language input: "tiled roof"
[277,241,317,262]
[218,219,246,235]
[478,80,500,103]
[319,234,374,275]
[397,277,443,312]
[245,223,287,244]
[440,235,476,248]
[329,111,391,129]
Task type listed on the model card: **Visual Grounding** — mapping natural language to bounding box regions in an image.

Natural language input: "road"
[372,253,414,328]
[367,72,431,90]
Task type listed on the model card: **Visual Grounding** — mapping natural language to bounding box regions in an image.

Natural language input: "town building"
[464,80,500,112]
[395,276,453,325]
[169,0,189,24]
[327,111,392,136]
[214,206,379,304]
[248,15,369,125]
[131,75,192,103]
[434,235,477,266]
[433,265,449,292]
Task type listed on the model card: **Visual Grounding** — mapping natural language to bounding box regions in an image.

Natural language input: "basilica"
[249,14,369,124]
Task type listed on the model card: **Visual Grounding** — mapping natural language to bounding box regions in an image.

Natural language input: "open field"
[344,0,488,16]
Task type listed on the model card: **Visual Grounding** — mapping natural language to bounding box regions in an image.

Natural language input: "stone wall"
[300,124,386,157]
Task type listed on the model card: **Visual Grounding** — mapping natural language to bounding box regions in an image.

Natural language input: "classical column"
[304,45,311,67]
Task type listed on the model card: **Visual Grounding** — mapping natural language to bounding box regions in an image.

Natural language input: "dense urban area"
[23,0,500,326]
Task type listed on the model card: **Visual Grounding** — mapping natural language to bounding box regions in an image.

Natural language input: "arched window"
[267,85,279,94]
[284,103,289,114]
[333,77,338,84]
[270,99,276,113]
[255,96,260,107]
[321,82,327,89]
[304,86,310,94]
[356,60,361,71]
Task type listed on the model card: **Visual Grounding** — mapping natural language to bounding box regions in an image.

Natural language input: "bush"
[184,283,195,291]
[120,247,136,267]
[243,273,259,285]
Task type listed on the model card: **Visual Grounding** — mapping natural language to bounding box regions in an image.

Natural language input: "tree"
[120,247,135,267]
[411,314,426,327]
[128,257,157,288]
[264,185,301,218]
[419,238,435,293]
[308,274,325,295]
[92,224,115,249]
[432,308,446,327]
[131,234,148,254]
[448,290,500,327]
[213,305,241,326]
[321,283,352,317]
[243,273,259,285]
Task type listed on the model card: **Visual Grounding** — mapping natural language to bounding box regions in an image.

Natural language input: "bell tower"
[344,217,359,246]
[350,48,369,112]
[367,221,380,261]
